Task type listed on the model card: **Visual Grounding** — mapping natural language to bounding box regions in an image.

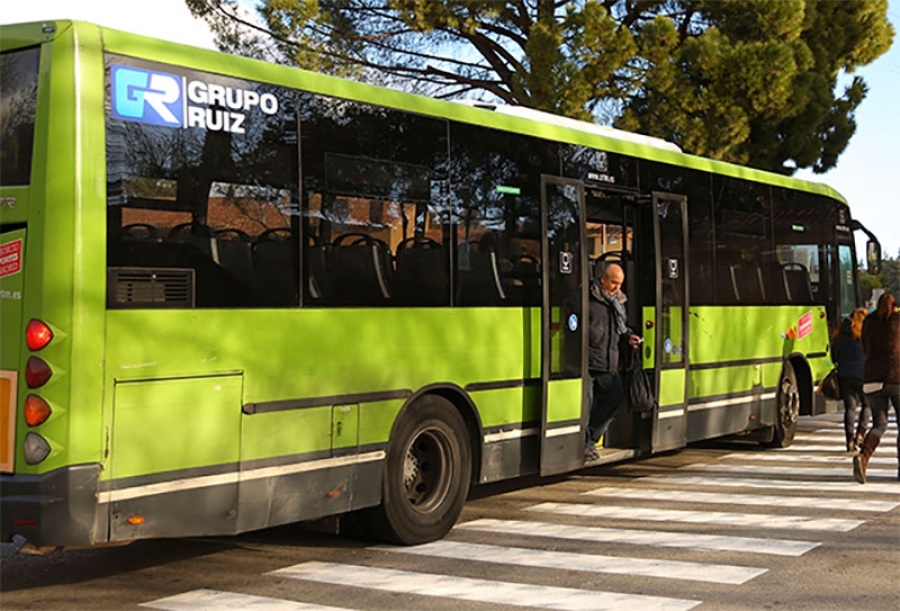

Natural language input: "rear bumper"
[1,464,103,547]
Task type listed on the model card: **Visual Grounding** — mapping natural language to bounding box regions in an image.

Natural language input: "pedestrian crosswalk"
[269,562,702,611]
[374,539,768,584]
[142,415,899,611]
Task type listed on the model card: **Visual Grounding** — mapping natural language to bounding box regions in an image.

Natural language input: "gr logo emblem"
[111,66,183,127]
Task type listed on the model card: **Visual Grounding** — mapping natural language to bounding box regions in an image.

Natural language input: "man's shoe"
[584,446,600,461]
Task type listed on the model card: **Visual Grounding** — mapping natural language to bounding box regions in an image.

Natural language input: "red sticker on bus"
[797,310,813,340]
[0,240,23,278]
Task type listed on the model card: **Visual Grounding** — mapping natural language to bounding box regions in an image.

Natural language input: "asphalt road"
[2,412,898,611]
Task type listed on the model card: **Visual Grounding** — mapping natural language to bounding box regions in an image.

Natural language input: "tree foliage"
[186,0,893,174]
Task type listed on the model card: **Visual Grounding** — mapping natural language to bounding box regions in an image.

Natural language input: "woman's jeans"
[839,377,870,438]
[865,383,900,462]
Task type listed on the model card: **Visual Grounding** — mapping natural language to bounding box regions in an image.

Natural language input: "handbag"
[820,368,841,400]
[624,347,657,412]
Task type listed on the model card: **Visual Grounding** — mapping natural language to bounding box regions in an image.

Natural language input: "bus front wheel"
[769,361,800,448]
[366,395,471,545]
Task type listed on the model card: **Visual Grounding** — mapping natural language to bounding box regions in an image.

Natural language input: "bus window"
[771,190,841,318]
[450,123,550,307]
[775,244,819,304]
[299,94,450,307]
[105,57,300,309]
[837,244,856,317]
[0,47,39,187]
[713,178,773,306]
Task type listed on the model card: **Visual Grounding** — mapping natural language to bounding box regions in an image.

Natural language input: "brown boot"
[845,433,856,453]
[855,424,867,450]
[853,433,881,484]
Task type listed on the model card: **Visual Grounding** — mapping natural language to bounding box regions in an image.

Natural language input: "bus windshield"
[0,47,39,187]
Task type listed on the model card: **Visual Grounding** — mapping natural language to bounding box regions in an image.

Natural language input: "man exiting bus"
[585,262,642,461]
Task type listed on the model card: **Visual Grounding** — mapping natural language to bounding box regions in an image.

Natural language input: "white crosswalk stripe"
[583,486,900,512]
[719,452,896,465]
[269,561,702,611]
[456,518,819,556]
[526,502,864,532]
[812,428,896,436]
[685,462,897,479]
[770,444,899,454]
[141,589,354,611]
[374,539,768,584]
[794,432,897,442]
[641,474,900,494]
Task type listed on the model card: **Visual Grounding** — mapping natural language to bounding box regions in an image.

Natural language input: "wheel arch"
[786,353,814,416]
[398,383,483,486]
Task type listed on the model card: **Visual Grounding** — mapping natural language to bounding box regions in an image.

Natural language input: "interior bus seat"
[729,262,766,304]
[505,254,541,305]
[394,237,449,305]
[214,228,254,285]
[168,222,218,262]
[782,262,814,303]
[329,232,394,305]
[456,242,507,306]
[305,234,331,302]
[251,227,297,306]
[121,223,161,241]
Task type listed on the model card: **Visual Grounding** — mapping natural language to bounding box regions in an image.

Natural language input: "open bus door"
[649,193,690,452]
[539,177,588,476]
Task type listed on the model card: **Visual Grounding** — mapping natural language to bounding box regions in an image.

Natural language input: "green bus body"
[0,20,865,549]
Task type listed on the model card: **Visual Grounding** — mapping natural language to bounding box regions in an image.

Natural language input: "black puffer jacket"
[587,280,632,374]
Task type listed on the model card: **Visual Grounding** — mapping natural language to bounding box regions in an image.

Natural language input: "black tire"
[364,395,471,545]
[769,361,800,448]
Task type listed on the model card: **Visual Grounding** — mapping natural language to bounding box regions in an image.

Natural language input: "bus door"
[650,193,690,452]
[539,177,588,475]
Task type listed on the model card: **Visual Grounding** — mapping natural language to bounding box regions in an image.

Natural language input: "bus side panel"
[687,305,829,439]
[475,385,541,482]
[107,375,241,540]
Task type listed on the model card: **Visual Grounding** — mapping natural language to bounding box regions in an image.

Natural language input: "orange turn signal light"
[24,395,52,426]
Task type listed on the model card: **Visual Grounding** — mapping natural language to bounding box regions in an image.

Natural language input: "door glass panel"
[546,183,583,379]
[837,244,856,318]
[657,196,685,366]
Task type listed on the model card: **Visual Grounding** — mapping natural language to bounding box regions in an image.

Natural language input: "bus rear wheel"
[365,395,471,545]
[769,361,800,448]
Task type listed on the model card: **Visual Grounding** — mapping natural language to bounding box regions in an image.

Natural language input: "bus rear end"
[1,22,107,550]
[1,33,43,516]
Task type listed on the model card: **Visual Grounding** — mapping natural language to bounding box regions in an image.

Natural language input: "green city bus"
[0,20,881,551]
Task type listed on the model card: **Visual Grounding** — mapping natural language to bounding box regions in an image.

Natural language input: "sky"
[3,0,899,259]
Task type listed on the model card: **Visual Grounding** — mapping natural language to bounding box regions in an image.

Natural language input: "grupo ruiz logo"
[111,65,278,134]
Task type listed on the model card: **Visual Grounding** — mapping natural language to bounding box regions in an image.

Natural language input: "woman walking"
[854,293,900,483]
[831,308,870,452]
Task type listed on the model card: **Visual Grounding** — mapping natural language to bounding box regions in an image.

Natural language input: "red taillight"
[25,357,52,389]
[24,395,52,426]
[26,319,53,351]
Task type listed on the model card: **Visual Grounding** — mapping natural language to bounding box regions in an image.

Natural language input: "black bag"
[820,368,841,400]
[624,347,657,412]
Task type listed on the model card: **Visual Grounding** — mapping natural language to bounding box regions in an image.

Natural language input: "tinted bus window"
[299,94,451,307]
[837,243,857,318]
[450,123,554,307]
[713,177,773,306]
[772,190,839,313]
[105,56,300,308]
[0,47,40,186]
